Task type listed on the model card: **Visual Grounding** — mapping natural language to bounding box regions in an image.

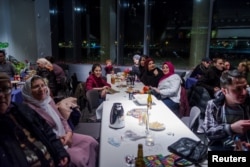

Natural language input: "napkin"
[108,137,121,147]
[107,88,120,94]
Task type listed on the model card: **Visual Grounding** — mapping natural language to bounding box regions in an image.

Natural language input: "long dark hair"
[91,63,102,73]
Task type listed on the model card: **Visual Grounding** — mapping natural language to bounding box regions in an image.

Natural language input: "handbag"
[67,107,81,130]
[168,137,208,164]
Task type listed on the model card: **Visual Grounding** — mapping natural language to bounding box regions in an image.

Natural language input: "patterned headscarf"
[22,75,65,137]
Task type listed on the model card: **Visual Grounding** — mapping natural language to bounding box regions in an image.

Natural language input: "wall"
[0,0,51,63]
[34,0,52,58]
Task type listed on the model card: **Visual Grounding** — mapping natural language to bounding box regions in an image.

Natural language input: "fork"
[130,136,146,141]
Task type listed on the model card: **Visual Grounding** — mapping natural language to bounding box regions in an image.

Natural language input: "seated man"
[196,58,224,98]
[0,72,69,166]
[0,50,16,77]
[203,70,250,151]
[190,57,211,79]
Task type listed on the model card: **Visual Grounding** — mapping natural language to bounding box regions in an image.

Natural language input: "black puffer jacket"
[188,86,212,119]
[196,66,223,98]
[0,103,69,167]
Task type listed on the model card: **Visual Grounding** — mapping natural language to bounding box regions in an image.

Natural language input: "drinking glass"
[125,154,135,166]
[145,133,155,146]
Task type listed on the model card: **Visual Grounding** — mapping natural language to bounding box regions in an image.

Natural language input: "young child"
[104,59,113,75]
[131,54,141,77]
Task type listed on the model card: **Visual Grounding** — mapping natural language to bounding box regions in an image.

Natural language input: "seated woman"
[0,73,69,167]
[150,62,182,117]
[138,55,149,80]
[21,75,99,167]
[86,63,111,101]
[140,57,163,87]
[45,56,67,91]
[36,58,58,97]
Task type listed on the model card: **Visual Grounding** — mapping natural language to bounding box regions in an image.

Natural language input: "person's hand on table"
[102,86,110,90]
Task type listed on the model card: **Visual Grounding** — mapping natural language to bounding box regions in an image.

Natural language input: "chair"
[188,86,211,119]
[86,89,101,122]
[71,73,80,96]
[74,82,87,110]
[181,106,201,132]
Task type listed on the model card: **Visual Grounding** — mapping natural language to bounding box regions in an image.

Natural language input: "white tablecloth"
[99,100,201,167]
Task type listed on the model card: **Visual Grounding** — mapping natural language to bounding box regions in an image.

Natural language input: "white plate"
[11,80,20,84]
[133,94,157,105]
[149,122,165,131]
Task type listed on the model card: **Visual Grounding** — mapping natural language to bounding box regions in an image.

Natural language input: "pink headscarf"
[159,61,175,83]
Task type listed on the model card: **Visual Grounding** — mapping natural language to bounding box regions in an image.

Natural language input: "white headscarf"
[22,75,65,137]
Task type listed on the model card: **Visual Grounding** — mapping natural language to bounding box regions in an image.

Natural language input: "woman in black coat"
[140,57,163,87]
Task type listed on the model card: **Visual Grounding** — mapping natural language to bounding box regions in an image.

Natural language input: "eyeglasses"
[0,87,12,95]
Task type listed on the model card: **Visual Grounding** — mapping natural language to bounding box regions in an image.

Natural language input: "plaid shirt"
[203,94,250,143]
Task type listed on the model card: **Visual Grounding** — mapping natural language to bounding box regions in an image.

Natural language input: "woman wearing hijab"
[22,75,99,167]
[140,58,163,87]
[150,62,182,116]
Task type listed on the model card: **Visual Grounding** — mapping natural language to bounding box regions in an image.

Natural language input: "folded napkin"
[107,88,120,94]
[108,137,121,147]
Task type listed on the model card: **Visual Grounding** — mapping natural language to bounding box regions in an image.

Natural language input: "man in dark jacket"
[190,57,211,79]
[196,58,224,98]
[0,72,69,167]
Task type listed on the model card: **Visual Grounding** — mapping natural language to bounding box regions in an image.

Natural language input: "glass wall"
[49,0,250,68]
[50,0,194,67]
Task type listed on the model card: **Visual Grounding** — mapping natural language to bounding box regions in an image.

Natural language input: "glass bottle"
[145,91,152,134]
[135,144,145,167]
[111,73,115,84]
[147,91,152,109]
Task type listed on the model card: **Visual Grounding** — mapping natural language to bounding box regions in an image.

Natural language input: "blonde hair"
[37,58,53,71]
[105,59,112,64]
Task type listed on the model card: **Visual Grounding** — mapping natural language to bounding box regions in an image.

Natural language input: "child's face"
[106,61,112,66]
[134,59,139,65]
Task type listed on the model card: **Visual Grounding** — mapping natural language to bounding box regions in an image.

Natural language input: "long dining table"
[98,74,207,167]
